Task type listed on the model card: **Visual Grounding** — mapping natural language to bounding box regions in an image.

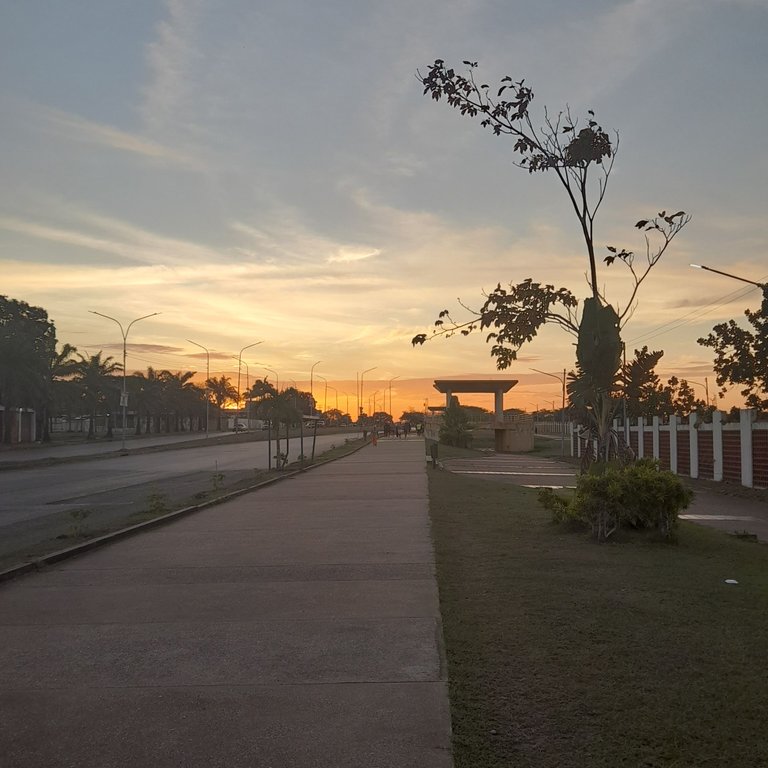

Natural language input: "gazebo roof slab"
[433,379,518,394]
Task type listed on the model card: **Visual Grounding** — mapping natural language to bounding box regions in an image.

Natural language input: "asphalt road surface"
[1,433,361,528]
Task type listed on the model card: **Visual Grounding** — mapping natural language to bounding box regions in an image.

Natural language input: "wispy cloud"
[141,0,204,135]
[0,212,224,266]
[35,106,202,169]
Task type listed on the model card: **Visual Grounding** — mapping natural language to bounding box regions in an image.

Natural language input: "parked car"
[232,421,249,432]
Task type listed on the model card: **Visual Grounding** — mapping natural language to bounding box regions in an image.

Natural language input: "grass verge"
[429,468,768,768]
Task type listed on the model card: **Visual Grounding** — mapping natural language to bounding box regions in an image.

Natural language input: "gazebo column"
[494,389,504,420]
[445,390,452,409]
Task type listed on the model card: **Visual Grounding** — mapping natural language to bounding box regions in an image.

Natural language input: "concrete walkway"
[0,438,453,767]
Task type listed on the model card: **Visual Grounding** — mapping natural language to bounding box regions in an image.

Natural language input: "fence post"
[652,416,660,460]
[712,411,723,482]
[669,414,678,474]
[637,416,645,459]
[740,408,754,488]
[689,413,699,479]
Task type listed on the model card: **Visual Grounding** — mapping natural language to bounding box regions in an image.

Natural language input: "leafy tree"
[0,296,58,443]
[400,410,426,426]
[281,386,315,417]
[698,286,768,411]
[664,376,707,417]
[322,408,344,424]
[439,399,472,448]
[413,60,689,456]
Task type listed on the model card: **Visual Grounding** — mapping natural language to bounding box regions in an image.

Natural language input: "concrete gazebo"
[432,378,534,453]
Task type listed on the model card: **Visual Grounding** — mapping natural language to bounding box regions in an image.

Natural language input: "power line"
[626,278,766,347]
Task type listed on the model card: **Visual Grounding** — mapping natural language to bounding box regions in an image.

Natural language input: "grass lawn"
[429,468,768,767]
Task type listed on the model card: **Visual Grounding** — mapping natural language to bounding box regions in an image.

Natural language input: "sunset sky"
[2,0,766,417]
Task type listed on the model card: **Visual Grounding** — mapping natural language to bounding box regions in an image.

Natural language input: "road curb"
[0,438,371,585]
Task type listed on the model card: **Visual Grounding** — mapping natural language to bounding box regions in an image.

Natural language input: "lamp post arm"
[690,264,766,289]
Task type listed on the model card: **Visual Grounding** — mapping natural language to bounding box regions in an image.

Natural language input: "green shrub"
[538,488,579,525]
[540,459,693,543]
[439,401,473,448]
[618,459,693,541]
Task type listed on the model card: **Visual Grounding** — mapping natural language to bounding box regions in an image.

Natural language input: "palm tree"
[40,343,78,441]
[160,370,199,432]
[132,367,165,434]
[72,352,122,438]
[205,375,238,431]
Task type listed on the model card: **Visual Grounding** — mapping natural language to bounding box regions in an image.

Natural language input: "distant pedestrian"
[371,432,378,446]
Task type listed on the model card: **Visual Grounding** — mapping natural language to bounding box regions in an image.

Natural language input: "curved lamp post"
[688,379,711,408]
[186,339,210,437]
[89,310,160,451]
[387,376,400,418]
[690,264,766,289]
[237,342,262,415]
[359,366,377,419]
[261,365,279,392]
[310,361,322,416]
[327,385,338,413]
[315,374,327,415]
[530,367,567,455]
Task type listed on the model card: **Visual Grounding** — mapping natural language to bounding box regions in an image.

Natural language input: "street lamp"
[359,366,377,418]
[688,379,712,408]
[387,376,400,418]
[530,367,567,455]
[89,310,160,451]
[340,391,350,419]
[310,361,322,416]
[690,264,766,289]
[369,390,379,416]
[237,341,262,415]
[186,339,210,437]
[327,384,338,412]
[261,365,279,392]
[316,374,328,415]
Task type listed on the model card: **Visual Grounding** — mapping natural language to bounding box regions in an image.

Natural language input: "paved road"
[0,437,453,767]
[0,433,361,527]
[0,431,215,464]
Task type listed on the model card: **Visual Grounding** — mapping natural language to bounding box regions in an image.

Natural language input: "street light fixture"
[387,376,400,418]
[316,374,328,415]
[340,391,350,419]
[530,367,567,455]
[186,339,210,437]
[261,365,279,392]
[237,341,262,415]
[89,310,160,451]
[327,384,338,412]
[359,366,377,419]
[688,379,712,408]
[310,361,322,415]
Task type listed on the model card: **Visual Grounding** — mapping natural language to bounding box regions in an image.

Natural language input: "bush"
[619,459,693,540]
[540,459,693,543]
[439,401,473,448]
